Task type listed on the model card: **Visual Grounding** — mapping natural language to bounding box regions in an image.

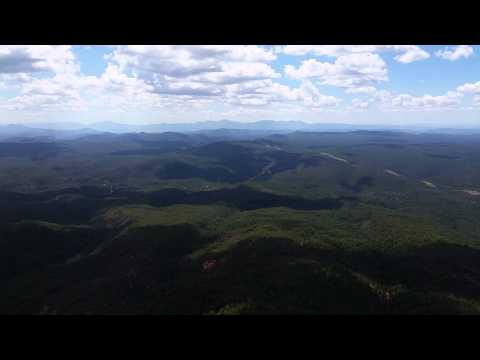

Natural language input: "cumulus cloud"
[84,46,337,112]
[0,72,33,90]
[109,45,276,78]
[376,91,463,110]
[188,62,279,85]
[285,53,387,90]
[392,45,430,63]
[0,46,95,112]
[350,98,370,110]
[100,45,340,112]
[0,45,77,75]
[1,60,156,112]
[436,45,474,61]
[223,79,339,109]
[1,45,478,122]
[457,81,480,94]
[345,86,377,94]
[282,45,430,63]
[2,45,326,114]
[293,80,339,107]
[105,45,281,101]
[282,45,384,57]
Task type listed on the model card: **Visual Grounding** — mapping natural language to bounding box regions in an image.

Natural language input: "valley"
[1,129,480,314]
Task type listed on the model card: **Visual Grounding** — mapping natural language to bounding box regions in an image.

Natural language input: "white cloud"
[188,62,279,85]
[212,45,277,62]
[106,45,280,100]
[351,98,370,110]
[0,46,96,112]
[102,45,341,112]
[362,88,468,111]
[110,45,275,77]
[392,45,430,63]
[285,53,387,89]
[0,72,33,90]
[436,45,474,61]
[0,45,77,75]
[101,46,339,112]
[282,45,430,63]
[282,45,383,57]
[2,45,330,114]
[1,45,478,125]
[110,45,221,78]
[457,81,480,94]
[223,79,339,109]
[293,80,339,107]
[345,86,377,94]
[458,81,480,108]
[380,91,462,110]
[1,61,157,112]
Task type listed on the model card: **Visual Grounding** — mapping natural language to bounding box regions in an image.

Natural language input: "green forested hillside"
[1,131,480,314]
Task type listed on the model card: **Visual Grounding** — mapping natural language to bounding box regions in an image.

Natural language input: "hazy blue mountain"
[87,121,140,133]
[87,120,397,133]
[2,120,480,140]
[0,124,103,141]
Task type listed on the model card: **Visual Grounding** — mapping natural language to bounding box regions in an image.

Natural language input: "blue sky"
[0,45,479,127]
[73,46,110,76]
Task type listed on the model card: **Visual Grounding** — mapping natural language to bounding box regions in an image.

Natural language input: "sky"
[0,45,479,128]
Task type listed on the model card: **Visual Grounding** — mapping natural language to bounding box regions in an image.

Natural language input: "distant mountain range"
[86,120,420,133]
[0,124,105,141]
[1,120,480,141]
